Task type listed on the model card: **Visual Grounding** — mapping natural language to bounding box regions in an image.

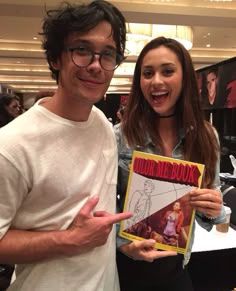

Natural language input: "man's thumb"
[78,195,99,217]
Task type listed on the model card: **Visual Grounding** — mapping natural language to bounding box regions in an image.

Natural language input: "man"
[0,1,131,290]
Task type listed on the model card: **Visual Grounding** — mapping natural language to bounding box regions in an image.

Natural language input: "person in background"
[0,93,22,127]
[0,1,131,291]
[206,68,218,106]
[115,36,225,291]
[115,105,125,125]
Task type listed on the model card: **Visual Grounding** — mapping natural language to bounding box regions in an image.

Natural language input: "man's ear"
[50,59,61,70]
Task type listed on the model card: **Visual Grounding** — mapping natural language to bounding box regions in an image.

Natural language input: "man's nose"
[87,54,102,71]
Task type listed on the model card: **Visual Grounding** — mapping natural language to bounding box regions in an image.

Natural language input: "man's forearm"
[0,229,67,264]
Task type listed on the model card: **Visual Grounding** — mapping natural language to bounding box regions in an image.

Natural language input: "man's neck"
[41,94,92,122]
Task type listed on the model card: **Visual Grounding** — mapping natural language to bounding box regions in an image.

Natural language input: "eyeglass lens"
[71,48,119,71]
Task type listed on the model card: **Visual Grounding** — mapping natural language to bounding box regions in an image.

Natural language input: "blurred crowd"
[0,93,23,128]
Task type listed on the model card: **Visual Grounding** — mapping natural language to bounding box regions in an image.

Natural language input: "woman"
[0,93,22,127]
[162,201,184,246]
[115,37,226,291]
[114,105,125,125]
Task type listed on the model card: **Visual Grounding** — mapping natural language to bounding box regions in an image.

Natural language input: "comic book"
[119,150,205,254]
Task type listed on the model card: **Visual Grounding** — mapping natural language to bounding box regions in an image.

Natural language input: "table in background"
[220,173,236,187]
[188,222,236,291]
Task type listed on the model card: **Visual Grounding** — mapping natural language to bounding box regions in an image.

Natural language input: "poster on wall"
[196,57,236,109]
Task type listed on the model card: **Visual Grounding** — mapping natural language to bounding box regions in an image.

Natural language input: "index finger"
[106,212,133,224]
[151,250,177,260]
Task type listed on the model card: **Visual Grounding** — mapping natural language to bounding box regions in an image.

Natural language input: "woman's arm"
[176,211,184,233]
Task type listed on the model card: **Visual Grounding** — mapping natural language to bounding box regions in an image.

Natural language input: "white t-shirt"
[0,100,119,291]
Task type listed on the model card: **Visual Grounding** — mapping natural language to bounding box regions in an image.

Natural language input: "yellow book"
[119,150,205,254]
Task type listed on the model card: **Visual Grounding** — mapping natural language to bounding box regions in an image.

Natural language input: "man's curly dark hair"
[40,0,127,83]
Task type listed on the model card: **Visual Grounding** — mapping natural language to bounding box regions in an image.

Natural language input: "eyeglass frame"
[68,47,126,71]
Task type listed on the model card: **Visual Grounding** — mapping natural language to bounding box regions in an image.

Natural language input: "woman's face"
[5,99,21,117]
[116,110,122,120]
[140,45,183,116]
[173,202,181,211]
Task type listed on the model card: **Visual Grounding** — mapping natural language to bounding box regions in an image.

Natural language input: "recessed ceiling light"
[206,44,211,48]
[145,0,175,2]
[207,0,232,2]
[33,37,38,40]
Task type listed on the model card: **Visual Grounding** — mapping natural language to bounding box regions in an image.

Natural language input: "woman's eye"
[163,68,174,76]
[142,70,153,78]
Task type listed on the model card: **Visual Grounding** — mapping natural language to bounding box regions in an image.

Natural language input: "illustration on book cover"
[119,150,205,254]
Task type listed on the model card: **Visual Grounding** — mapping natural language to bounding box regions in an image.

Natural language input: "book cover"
[119,150,205,254]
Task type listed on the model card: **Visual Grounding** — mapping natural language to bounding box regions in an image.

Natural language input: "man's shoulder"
[0,106,45,148]
[0,109,32,134]
[92,106,114,132]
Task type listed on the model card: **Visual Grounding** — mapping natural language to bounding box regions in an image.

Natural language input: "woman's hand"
[119,240,177,262]
[189,188,222,218]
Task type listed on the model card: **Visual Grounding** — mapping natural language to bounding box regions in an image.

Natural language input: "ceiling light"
[152,25,193,50]
[126,23,152,56]
[205,0,232,2]
[126,23,193,56]
[145,0,175,2]
[127,23,152,40]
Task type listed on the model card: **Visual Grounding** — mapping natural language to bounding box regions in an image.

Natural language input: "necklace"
[158,112,176,118]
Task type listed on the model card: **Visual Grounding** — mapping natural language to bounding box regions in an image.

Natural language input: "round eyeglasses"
[68,46,125,71]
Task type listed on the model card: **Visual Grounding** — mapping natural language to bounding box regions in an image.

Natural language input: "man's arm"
[0,196,132,264]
